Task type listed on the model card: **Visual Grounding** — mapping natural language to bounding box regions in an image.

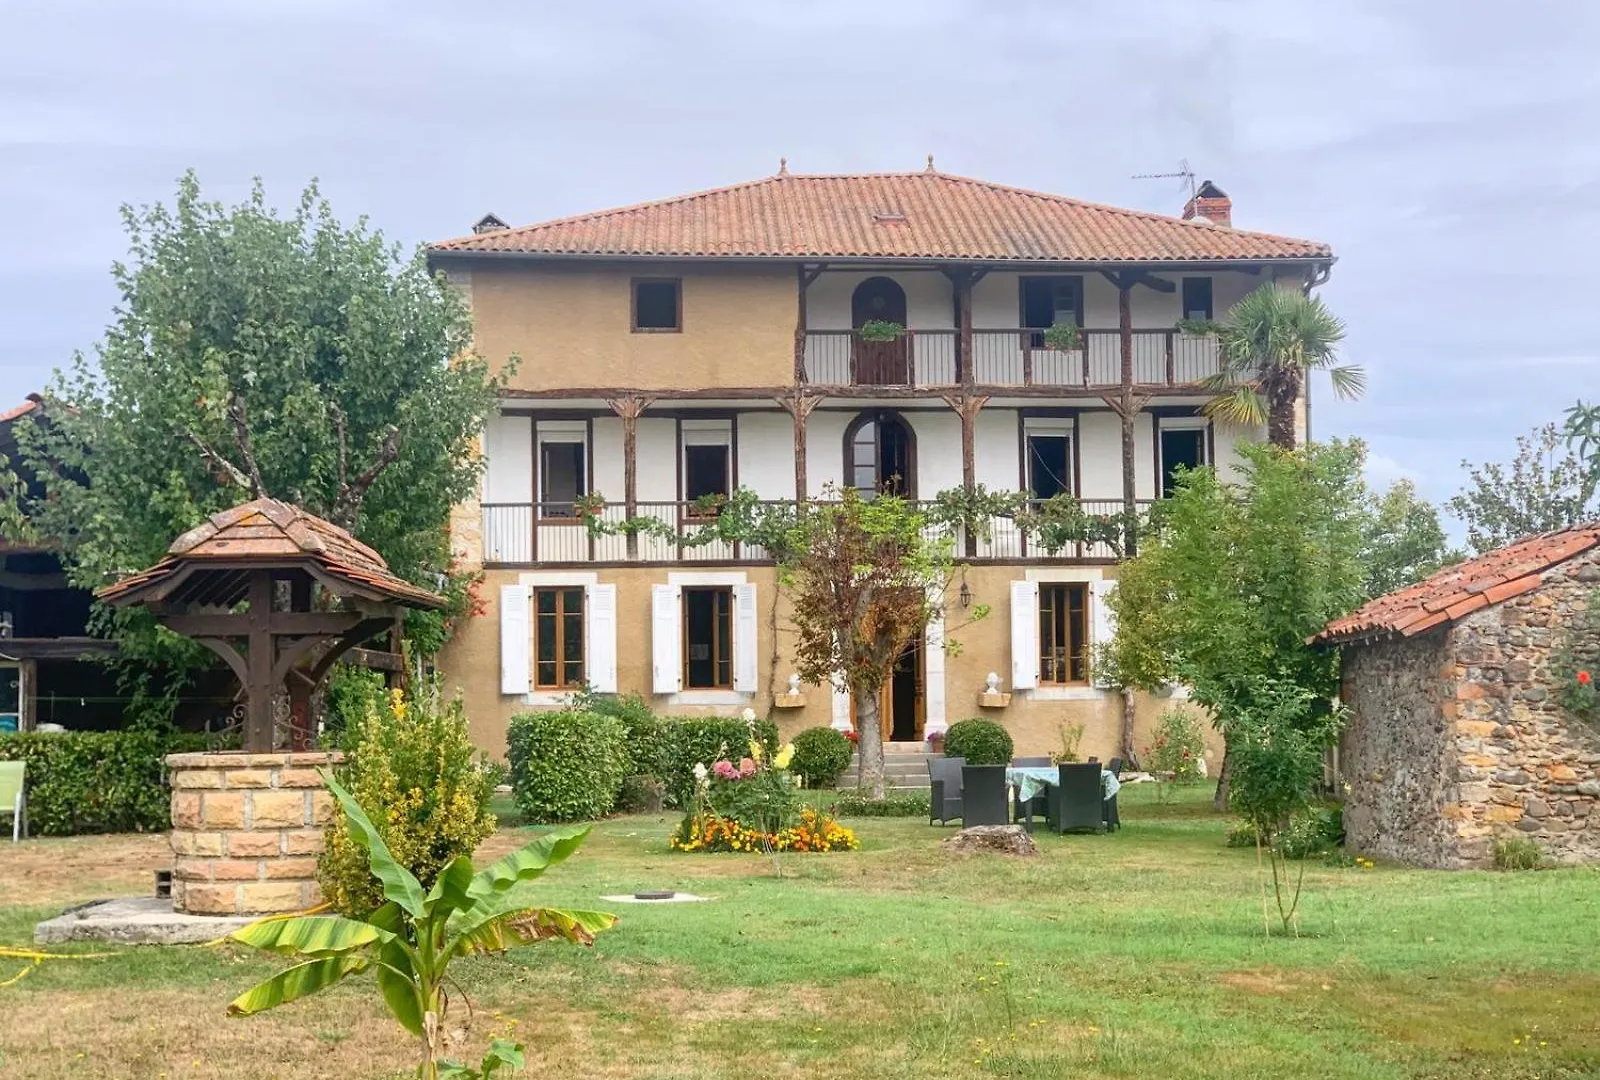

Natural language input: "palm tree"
[1198,287,1361,448]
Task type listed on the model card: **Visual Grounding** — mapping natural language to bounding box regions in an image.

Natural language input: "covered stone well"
[1315,524,1600,868]
[168,751,343,915]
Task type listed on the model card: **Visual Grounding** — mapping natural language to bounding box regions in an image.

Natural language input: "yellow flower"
[749,740,764,762]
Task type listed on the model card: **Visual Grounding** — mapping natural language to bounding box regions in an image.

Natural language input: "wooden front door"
[850,638,924,742]
[851,276,909,385]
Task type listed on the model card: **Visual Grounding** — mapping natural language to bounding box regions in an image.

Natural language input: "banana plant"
[226,771,616,1079]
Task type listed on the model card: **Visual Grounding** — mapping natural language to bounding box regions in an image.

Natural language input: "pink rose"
[739,757,757,778]
[713,760,738,781]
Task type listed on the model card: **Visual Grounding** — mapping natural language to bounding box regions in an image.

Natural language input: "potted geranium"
[858,319,905,342]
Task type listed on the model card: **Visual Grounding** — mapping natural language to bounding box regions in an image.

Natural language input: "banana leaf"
[321,770,425,917]
[229,915,392,957]
[227,955,370,1016]
[453,906,617,955]
[467,825,592,902]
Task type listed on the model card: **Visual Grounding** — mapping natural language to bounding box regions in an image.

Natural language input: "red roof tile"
[1314,524,1600,646]
[98,498,442,610]
[428,170,1331,264]
[0,396,42,425]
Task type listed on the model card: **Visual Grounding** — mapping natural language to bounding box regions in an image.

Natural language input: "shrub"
[321,664,387,750]
[832,790,930,817]
[942,718,1013,766]
[1493,835,1544,871]
[1145,708,1206,785]
[617,774,665,814]
[1224,804,1344,859]
[660,715,779,807]
[507,709,629,823]
[319,680,497,916]
[790,726,853,789]
[705,757,799,835]
[572,690,668,780]
[0,728,216,835]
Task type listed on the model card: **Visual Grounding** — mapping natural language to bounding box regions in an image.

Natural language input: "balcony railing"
[801,328,1220,388]
[480,498,1152,567]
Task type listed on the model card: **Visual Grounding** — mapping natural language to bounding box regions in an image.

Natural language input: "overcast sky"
[2,0,1597,509]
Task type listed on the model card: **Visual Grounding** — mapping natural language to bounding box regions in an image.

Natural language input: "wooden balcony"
[480,499,1150,567]
[800,328,1220,389]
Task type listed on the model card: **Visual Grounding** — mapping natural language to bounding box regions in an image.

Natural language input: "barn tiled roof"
[98,498,442,609]
[0,396,40,425]
[1314,524,1600,646]
[428,170,1331,264]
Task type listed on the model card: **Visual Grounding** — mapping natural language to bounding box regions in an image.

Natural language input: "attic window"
[872,211,908,224]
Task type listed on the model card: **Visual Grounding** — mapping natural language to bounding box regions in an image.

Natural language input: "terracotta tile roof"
[1314,524,1600,646]
[428,170,1331,264]
[98,498,443,609]
[0,397,40,425]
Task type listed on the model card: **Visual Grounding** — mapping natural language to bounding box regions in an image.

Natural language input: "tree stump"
[942,824,1039,857]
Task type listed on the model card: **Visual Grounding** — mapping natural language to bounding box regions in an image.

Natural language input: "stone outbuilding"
[1315,525,1600,868]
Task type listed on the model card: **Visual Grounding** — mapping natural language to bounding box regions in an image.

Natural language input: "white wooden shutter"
[1090,579,1118,688]
[732,583,759,693]
[1010,579,1039,690]
[923,604,947,730]
[585,583,618,694]
[499,584,531,695]
[651,584,683,694]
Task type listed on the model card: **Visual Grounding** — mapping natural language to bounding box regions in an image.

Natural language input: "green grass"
[3,783,1598,1079]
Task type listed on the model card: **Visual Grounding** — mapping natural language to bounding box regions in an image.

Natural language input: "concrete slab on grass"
[34,897,256,945]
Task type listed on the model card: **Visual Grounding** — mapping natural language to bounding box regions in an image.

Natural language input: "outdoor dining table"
[1004,766,1121,831]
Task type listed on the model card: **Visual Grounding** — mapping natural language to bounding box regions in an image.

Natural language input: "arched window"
[844,411,916,499]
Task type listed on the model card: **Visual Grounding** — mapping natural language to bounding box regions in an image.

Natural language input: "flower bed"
[670,806,859,853]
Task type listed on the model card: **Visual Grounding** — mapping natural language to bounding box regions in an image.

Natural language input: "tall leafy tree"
[1102,440,1369,807]
[783,489,958,799]
[22,173,504,658]
[1360,479,1461,598]
[1445,422,1597,554]
[1197,287,1362,448]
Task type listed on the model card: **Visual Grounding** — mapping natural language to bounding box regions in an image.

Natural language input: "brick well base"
[165,751,343,916]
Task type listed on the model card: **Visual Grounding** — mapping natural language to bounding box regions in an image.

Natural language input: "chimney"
[472,213,509,235]
[1182,181,1232,228]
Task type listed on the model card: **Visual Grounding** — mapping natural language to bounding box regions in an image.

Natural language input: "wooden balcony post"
[941,391,989,558]
[777,390,822,503]
[796,263,824,384]
[1164,329,1176,385]
[606,395,654,558]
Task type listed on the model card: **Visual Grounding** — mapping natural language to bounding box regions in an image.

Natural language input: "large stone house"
[1316,526,1600,867]
[427,166,1335,758]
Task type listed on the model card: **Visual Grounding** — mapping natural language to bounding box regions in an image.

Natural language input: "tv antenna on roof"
[1132,159,1196,205]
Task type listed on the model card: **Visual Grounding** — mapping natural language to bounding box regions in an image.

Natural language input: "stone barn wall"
[1341,547,1600,868]
[1340,630,1459,866]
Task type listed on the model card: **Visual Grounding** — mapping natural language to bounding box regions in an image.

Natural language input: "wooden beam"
[307,617,400,686]
[941,392,990,557]
[1099,268,1176,294]
[245,572,275,752]
[161,611,367,638]
[502,382,1212,402]
[606,395,655,556]
[777,390,823,500]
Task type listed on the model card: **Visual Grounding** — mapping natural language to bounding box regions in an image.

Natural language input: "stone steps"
[837,745,935,792]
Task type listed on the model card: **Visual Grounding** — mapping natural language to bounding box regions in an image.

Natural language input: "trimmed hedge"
[0,729,214,835]
[660,716,780,808]
[790,726,853,789]
[507,710,630,823]
[582,692,669,780]
[831,790,930,818]
[943,718,1013,766]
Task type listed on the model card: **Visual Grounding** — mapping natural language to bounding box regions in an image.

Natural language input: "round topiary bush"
[789,726,854,788]
[942,718,1014,766]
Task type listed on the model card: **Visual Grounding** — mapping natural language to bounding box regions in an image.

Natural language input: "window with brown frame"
[683,442,730,514]
[682,586,732,689]
[1182,277,1214,321]
[632,278,681,332]
[533,587,585,689]
[1038,583,1088,684]
[540,439,586,518]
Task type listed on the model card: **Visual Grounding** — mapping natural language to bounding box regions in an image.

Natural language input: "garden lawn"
[1,784,1597,1079]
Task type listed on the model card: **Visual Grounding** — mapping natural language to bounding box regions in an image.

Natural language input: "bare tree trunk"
[1120,686,1139,767]
[1212,743,1232,810]
[853,689,886,799]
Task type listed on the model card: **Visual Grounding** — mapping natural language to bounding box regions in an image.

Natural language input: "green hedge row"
[0,729,215,836]
[506,706,781,823]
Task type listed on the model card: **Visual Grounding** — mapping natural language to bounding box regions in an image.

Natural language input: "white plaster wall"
[1078,412,1156,502]
[1213,419,1263,484]
[973,408,1018,491]
[636,418,677,504]
[737,413,796,499]
[483,413,531,502]
[905,411,962,496]
[591,418,624,500]
[805,411,849,496]
[805,271,955,330]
